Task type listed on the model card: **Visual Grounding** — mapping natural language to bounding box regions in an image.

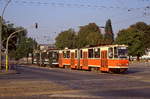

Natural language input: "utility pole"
[39,51,42,66]
[0,17,2,70]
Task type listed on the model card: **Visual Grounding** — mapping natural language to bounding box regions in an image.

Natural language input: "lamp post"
[5,29,25,71]
[0,0,11,70]
[5,24,37,71]
[0,16,2,70]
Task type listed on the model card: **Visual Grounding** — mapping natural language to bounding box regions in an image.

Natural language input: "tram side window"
[75,50,77,58]
[63,51,67,58]
[80,50,82,58]
[108,48,113,58]
[48,52,52,57]
[52,52,58,58]
[94,48,100,58]
[41,52,47,59]
[88,49,94,58]
[53,52,56,58]
[114,47,118,58]
[66,51,70,58]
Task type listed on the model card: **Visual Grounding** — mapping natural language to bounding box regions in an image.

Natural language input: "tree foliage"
[55,29,77,49]
[55,23,105,49]
[77,23,103,48]
[1,18,38,60]
[2,18,27,52]
[14,37,37,60]
[115,22,150,59]
[104,19,114,44]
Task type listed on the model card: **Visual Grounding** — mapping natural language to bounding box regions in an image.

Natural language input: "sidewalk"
[0,64,18,75]
[0,69,17,75]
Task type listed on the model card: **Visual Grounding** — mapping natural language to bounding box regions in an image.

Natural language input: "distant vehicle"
[58,45,129,73]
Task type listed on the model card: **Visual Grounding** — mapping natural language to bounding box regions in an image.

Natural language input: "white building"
[39,44,56,51]
[141,49,150,59]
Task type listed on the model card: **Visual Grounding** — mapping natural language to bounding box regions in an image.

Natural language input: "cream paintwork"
[81,48,88,52]
[108,66,128,68]
[100,47,108,51]
[70,49,77,52]
[88,65,101,67]
[59,50,63,53]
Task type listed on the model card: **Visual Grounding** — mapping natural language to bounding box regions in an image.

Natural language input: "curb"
[0,70,18,75]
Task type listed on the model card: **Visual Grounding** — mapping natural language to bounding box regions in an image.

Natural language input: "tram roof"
[59,44,128,51]
[82,44,128,49]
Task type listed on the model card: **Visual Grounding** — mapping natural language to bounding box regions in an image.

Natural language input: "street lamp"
[5,29,25,71]
[0,0,11,70]
[5,24,38,71]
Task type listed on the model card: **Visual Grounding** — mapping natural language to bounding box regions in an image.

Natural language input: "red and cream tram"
[58,45,129,73]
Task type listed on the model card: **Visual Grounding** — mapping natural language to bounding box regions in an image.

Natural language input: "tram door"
[59,53,63,67]
[101,50,108,72]
[83,52,88,69]
[71,52,75,68]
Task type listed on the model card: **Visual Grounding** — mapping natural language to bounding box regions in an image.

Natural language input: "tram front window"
[117,47,128,59]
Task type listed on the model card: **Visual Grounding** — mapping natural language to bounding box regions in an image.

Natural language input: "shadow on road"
[125,69,141,74]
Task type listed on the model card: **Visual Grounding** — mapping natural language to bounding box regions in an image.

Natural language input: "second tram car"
[58,45,129,73]
[33,49,59,67]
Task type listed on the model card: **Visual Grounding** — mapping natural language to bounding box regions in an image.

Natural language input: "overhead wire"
[1,0,149,17]
[3,0,147,12]
[113,14,150,25]
[1,0,150,42]
[9,0,149,27]
[1,0,149,25]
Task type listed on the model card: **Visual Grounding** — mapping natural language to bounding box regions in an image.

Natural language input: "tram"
[33,49,59,67]
[58,45,129,73]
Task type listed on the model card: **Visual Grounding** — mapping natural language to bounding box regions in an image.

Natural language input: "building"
[141,49,150,60]
[39,44,56,51]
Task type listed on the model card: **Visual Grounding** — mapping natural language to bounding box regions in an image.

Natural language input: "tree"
[77,23,103,48]
[115,22,150,60]
[2,19,27,52]
[55,29,77,49]
[104,19,114,44]
[131,22,150,50]
[14,37,37,60]
[144,26,150,50]
[1,18,38,60]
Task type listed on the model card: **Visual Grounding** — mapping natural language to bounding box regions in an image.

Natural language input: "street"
[0,63,150,99]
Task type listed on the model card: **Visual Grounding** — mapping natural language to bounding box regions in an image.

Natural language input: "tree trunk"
[129,56,131,61]
[137,55,140,61]
[27,54,28,64]
[31,53,33,64]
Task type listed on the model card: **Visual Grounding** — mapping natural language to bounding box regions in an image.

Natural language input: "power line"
[113,13,150,25]
[1,0,149,28]
[1,0,149,15]
[5,0,148,12]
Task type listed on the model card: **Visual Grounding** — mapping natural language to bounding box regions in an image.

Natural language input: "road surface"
[0,63,150,99]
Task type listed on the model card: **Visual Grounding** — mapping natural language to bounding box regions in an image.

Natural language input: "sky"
[0,0,150,44]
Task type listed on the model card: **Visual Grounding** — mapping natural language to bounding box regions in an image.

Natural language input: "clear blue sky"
[0,0,150,44]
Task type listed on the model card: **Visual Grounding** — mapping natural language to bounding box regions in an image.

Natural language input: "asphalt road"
[0,63,150,99]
